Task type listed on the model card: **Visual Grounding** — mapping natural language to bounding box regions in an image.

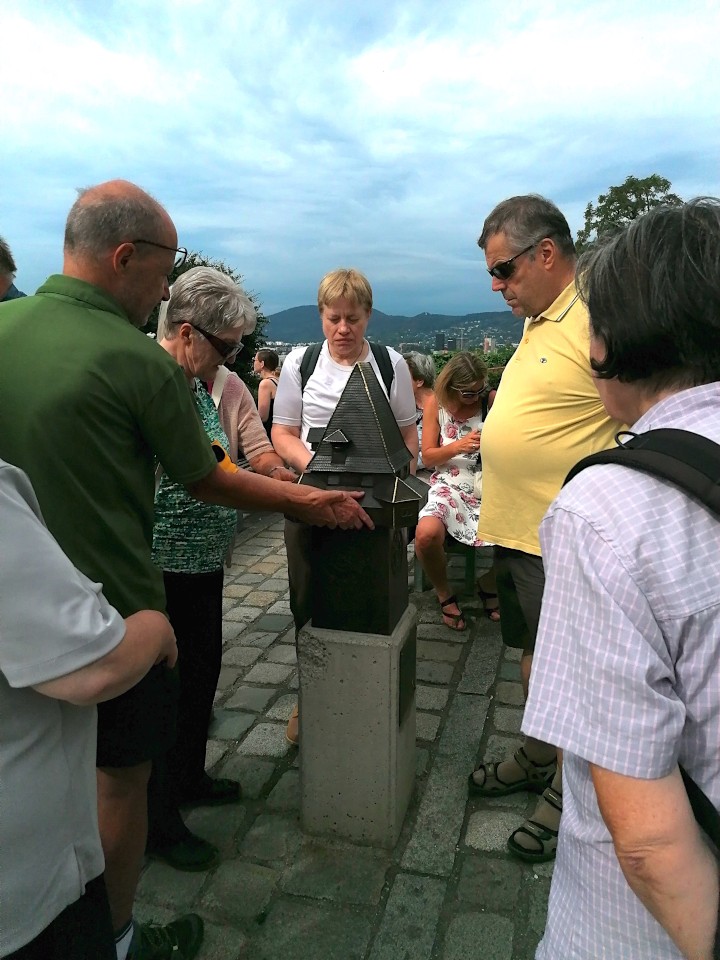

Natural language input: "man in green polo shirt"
[0,179,371,960]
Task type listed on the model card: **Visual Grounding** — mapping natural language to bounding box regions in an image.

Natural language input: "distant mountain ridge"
[266,305,521,346]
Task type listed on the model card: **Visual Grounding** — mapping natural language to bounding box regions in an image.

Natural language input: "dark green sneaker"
[130,914,204,959]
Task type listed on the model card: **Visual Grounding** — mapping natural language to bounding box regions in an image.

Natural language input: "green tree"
[576,174,683,252]
[142,250,268,389]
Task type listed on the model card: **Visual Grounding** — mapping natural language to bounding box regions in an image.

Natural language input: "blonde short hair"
[317,268,373,313]
[435,352,488,409]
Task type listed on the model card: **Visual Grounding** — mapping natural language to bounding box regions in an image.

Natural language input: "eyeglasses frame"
[487,241,539,281]
[188,321,244,360]
[130,238,188,271]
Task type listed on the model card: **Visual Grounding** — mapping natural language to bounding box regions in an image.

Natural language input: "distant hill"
[266,305,522,347]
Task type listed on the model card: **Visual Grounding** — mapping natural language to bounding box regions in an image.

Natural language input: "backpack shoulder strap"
[565,428,720,518]
[368,342,394,394]
[299,343,323,393]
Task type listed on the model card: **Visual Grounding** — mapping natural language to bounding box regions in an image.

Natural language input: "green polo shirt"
[0,275,217,616]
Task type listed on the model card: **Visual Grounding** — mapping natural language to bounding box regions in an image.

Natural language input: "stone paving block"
[243,663,294,684]
[200,860,279,921]
[223,583,254,599]
[205,739,227,771]
[493,706,524,734]
[485,734,523,764]
[235,630,277,648]
[499,659,521,681]
[244,590,281,607]
[257,577,288,592]
[457,636,503,695]
[456,857,523,912]
[465,810,525,852]
[281,838,390,905]
[244,898,373,960]
[237,723,291,758]
[224,605,264,623]
[528,874,552,934]
[222,622,245,642]
[442,912,514,960]
[416,747,429,777]
[495,681,525,706]
[504,646,522,661]
[218,756,276,798]
[416,661,455,685]
[402,755,469,876]
[235,573,266,584]
[225,686,276,712]
[266,769,299,811]
[416,711,441,742]
[416,684,450,711]
[265,693,296,722]
[222,646,262,667]
[194,921,247,960]
[255,613,294,633]
[267,600,292,614]
[288,670,299,690]
[368,873,446,960]
[532,861,555,879]
[239,813,303,864]
[137,859,208,909]
[238,544,274,557]
[185,803,247,855]
[417,639,462,662]
[209,710,255,741]
[265,644,297,665]
[438,693,490,764]
[248,559,286,575]
[417,622,465,641]
[216,666,242,691]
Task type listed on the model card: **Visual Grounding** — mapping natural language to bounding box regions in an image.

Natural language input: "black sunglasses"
[487,242,536,281]
[189,322,244,360]
[452,386,485,399]
[131,238,188,270]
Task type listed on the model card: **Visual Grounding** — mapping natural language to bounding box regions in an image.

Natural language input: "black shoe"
[178,774,242,807]
[146,829,219,872]
[130,914,204,959]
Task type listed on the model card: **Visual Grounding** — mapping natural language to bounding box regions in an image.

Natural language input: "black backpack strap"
[368,342,394,394]
[299,342,323,393]
[565,428,720,519]
[680,765,720,852]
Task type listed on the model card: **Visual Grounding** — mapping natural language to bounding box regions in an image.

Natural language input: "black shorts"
[96,662,179,769]
[494,546,545,653]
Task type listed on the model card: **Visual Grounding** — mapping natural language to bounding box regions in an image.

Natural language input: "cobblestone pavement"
[136,512,551,959]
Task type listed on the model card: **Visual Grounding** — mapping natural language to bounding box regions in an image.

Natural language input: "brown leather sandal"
[507,785,562,863]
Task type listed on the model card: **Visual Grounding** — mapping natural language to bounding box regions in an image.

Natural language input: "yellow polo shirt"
[478,281,623,556]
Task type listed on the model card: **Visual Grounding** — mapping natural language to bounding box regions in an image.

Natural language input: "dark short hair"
[578,197,720,392]
[256,348,279,370]
[478,194,576,260]
[0,235,17,278]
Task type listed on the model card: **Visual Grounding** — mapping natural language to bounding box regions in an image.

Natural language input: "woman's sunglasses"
[452,386,485,399]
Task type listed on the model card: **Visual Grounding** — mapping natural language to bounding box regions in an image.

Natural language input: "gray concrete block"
[237,723,291,758]
[243,663,294,684]
[235,573,266,584]
[137,859,208,909]
[221,646,262,667]
[416,661,455,685]
[417,639,462,662]
[493,706,524,734]
[465,810,525,851]
[416,711,441,741]
[298,607,417,847]
[208,710,255,740]
[442,913,514,960]
[216,666,242,691]
[528,874,552,934]
[224,605,264,623]
[204,739,228,772]
[200,860,279,921]
[184,802,247,856]
[239,813,303,864]
[505,646,522,661]
[218,756,276,798]
[258,577,288,592]
[265,644,297,665]
[495,681,525,705]
[280,838,390,905]
[265,694,296,722]
[225,686,276,712]
[267,769,300,812]
[267,600,292,614]
[234,630,276,648]
[244,899,373,960]
[416,747,429,777]
[416,684,450,711]
[499,658,521,681]
[255,613,294,632]
[401,755,469,876]
[456,857,524,912]
[368,873,446,960]
[457,636,503,695]
[438,693,490,763]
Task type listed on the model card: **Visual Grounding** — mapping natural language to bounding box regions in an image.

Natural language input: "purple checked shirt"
[523,382,720,959]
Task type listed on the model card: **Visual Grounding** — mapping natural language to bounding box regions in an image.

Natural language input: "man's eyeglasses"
[131,239,188,270]
[487,242,537,281]
[188,322,244,360]
[452,386,485,399]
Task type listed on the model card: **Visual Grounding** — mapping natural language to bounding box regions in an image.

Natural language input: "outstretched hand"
[331,491,374,530]
[293,488,374,529]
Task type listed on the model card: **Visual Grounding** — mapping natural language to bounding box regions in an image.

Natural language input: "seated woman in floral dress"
[414,352,490,631]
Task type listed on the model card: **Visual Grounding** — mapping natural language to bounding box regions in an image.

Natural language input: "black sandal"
[439,594,466,631]
[477,585,500,622]
[507,786,562,863]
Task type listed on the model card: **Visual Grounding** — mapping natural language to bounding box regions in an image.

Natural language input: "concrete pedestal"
[297,605,417,848]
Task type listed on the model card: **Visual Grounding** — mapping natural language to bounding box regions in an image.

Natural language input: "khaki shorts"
[494,546,545,652]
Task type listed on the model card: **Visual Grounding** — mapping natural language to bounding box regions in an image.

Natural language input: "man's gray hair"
[403,351,435,387]
[478,194,576,260]
[0,235,17,279]
[64,187,167,254]
[158,266,258,339]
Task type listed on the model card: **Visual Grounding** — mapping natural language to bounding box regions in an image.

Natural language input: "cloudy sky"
[3,0,719,317]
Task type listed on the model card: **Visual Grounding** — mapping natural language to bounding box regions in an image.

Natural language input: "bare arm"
[591,763,718,959]
[187,463,373,529]
[420,395,481,468]
[248,450,297,482]
[271,424,313,473]
[257,378,274,423]
[33,611,177,707]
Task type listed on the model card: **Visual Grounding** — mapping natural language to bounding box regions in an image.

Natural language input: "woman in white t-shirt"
[272,267,418,744]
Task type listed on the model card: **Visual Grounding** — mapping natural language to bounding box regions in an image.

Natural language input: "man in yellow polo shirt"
[468,195,623,862]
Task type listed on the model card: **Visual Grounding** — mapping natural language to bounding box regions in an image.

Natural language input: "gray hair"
[478,194,576,260]
[64,187,167,255]
[403,351,435,387]
[158,266,257,339]
[0,235,17,279]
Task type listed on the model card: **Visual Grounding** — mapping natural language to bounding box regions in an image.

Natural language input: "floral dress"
[417,406,489,546]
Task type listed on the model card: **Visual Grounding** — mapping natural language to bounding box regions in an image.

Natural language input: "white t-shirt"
[273,341,417,448]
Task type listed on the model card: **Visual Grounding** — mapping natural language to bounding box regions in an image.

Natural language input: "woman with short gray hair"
[404,352,435,473]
